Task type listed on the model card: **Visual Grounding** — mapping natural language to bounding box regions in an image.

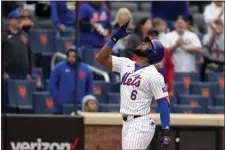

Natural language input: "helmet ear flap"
[146,40,164,64]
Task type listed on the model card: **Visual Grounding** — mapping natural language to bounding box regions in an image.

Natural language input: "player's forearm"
[157,98,170,129]
[96,40,113,61]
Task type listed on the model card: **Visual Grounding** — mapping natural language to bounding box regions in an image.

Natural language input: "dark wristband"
[162,129,169,136]
[111,35,119,43]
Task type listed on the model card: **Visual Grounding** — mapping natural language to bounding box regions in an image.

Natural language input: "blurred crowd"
[1,1,224,114]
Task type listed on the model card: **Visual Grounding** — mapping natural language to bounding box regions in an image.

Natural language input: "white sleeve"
[111,56,129,73]
[191,34,202,47]
[203,6,214,24]
[150,74,168,100]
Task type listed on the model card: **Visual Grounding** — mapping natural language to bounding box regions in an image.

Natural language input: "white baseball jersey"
[112,56,168,115]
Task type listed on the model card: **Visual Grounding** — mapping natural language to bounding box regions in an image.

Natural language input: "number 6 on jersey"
[130,90,138,100]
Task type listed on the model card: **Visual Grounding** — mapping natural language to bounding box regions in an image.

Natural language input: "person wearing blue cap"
[7,10,21,33]
[2,9,33,80]
[48,46,94,114]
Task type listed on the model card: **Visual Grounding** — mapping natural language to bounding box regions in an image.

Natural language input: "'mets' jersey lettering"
[112,56,168,115]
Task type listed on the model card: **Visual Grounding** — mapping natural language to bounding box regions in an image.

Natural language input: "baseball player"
[96,22,171,150]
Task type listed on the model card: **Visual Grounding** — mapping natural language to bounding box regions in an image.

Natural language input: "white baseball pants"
[122,114,156,150]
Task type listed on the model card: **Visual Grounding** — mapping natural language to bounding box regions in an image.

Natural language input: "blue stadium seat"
[40,52,54,79]
[196,52,204,63]
[82,47,106,71]
[62,104,82,115]
[150,104,159,113]
[169,95,178,105]
[108,92,120,104]
[99,103,120,112]
[218,85,224,95]
[214,95,224,106]
[7,80,36,113]
[61,30,76,38]
[30,29,56,53]
[207,72,224,82]
[151,96,157,105]
[55,37,75,53]
[109,72,120,83]
[175,72,200,82]
[172,82,189,95]
[110,83,120,93]
[179,94,212,109]
[190,82,218,97]
[207,72,224,94]
[172,104,206,114]
[93,81,111,103]
[195,61,203,73]
[208,106,224,114]
[33,91,53,114]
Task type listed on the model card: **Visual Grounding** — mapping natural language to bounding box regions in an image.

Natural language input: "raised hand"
[111,21,131,43]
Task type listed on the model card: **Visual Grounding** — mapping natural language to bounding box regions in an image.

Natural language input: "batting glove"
[111,21,131,43]
[160,129,171,149]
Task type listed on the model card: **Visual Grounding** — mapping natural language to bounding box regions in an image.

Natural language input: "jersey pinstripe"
[112,56,168,115]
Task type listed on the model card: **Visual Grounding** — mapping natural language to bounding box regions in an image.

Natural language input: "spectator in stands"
[125,17,152,59]
[186,15,199,34]
[79,1,110,48]
[203,1,224,35]
[50,1,76,37]
[48,46,94,114]
[148,29,174,93]
[152,18,170,47]
[111,7,133,56]
[167,16,202,73]
[2,10,33,80]
[201,19,224,81]
[151,1,189,30]
[19,9,34,33]
[82,95,99,112]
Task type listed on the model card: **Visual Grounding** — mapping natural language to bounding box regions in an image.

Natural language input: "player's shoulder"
[146,66,164,80]
[146,65,159,74]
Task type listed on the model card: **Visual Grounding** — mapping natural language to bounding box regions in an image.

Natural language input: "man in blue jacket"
[79,1,110,48]
[48,46,93,114]
[50,1,76,36]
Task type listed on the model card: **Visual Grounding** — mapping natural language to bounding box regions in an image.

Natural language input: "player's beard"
[133,49,147,57]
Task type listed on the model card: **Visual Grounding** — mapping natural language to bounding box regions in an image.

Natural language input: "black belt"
[122,115,142,121]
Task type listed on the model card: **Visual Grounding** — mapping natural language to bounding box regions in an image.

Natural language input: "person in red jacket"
[148,28,175,93]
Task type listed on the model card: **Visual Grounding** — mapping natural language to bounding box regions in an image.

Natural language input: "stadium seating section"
[2,2,224,114]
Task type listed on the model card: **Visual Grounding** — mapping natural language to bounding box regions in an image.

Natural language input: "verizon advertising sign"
[3,115,84,150]
[10,138,79,150]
